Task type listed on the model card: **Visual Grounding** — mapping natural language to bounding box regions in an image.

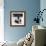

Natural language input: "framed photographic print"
[10,11,26,27]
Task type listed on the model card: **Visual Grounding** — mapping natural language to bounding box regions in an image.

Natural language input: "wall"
[40,0,46,27]
[4,0,40,42]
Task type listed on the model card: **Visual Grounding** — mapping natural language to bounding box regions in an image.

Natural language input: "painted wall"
[40,0,46,27]
[4,0,40,42]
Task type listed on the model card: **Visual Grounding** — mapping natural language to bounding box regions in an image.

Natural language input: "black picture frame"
[10,11,26,27]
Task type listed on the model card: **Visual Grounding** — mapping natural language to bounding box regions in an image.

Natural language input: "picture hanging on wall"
[10,11,26,27]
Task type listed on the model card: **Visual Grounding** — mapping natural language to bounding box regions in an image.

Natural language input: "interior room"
[0,0,46,46]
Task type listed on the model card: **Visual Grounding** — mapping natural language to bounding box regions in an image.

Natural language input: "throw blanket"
[17,32,34,46]
[23,32,34,46]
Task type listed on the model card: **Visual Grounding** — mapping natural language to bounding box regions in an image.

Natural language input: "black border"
[10,11,26,27]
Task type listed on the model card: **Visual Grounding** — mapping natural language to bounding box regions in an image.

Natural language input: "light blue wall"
[4,0,40,42]
[40,0,46,27]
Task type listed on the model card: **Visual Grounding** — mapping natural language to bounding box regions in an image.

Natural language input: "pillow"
[17,37,25,46]
[23,32,34,46]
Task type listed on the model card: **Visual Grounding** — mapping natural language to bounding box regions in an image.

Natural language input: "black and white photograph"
[10,11,26,26]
